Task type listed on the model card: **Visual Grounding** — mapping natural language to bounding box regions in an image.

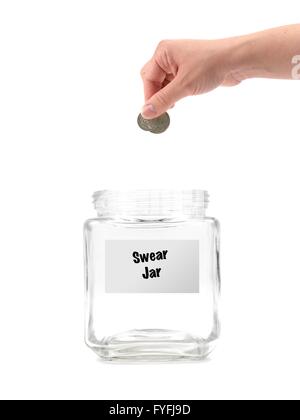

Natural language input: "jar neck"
[93,190,208,220]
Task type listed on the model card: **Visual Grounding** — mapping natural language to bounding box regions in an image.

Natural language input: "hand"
[140,25,300,118]
[140,39,240,118]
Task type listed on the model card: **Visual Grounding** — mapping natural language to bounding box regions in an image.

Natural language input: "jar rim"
[93,189,209,219]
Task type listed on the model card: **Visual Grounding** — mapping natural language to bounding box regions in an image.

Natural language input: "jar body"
[84,215,220,362]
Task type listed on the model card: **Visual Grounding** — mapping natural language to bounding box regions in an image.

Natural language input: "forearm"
[227,24,300,81]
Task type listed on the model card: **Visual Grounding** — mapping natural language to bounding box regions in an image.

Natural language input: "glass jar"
[84,190,220,362]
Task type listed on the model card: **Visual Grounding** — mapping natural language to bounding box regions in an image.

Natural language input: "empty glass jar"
[84,190,220,362]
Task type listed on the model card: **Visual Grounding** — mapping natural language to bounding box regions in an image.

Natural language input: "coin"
[137,113,150,131]
[137,112,170,134]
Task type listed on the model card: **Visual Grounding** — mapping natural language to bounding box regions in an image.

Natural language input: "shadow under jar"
[84,190,220,362]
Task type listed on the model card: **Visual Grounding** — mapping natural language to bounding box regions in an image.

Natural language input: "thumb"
[142,78,184,118]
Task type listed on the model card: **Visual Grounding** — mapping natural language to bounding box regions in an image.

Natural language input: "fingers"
[141,59,166,101]
[141,52,183,118]
[142,78,185,118]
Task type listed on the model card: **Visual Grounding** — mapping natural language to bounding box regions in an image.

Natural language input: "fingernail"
[142,103,156,118]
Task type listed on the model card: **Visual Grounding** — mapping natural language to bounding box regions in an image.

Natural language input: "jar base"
[87,329,217,363]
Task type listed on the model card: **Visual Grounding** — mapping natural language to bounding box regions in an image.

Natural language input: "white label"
[105,240,199,293]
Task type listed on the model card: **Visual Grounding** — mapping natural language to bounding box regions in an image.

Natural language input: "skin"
[141,25,300,118]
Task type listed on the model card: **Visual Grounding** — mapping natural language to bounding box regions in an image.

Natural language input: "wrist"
[225,33,268,81]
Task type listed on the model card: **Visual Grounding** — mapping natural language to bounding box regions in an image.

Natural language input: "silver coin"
[137,112,170,134]
[137,113,151,131]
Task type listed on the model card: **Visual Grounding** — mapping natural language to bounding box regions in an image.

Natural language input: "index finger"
[140,59,166,101]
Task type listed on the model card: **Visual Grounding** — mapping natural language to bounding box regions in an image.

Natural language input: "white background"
[0,0,299,400]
